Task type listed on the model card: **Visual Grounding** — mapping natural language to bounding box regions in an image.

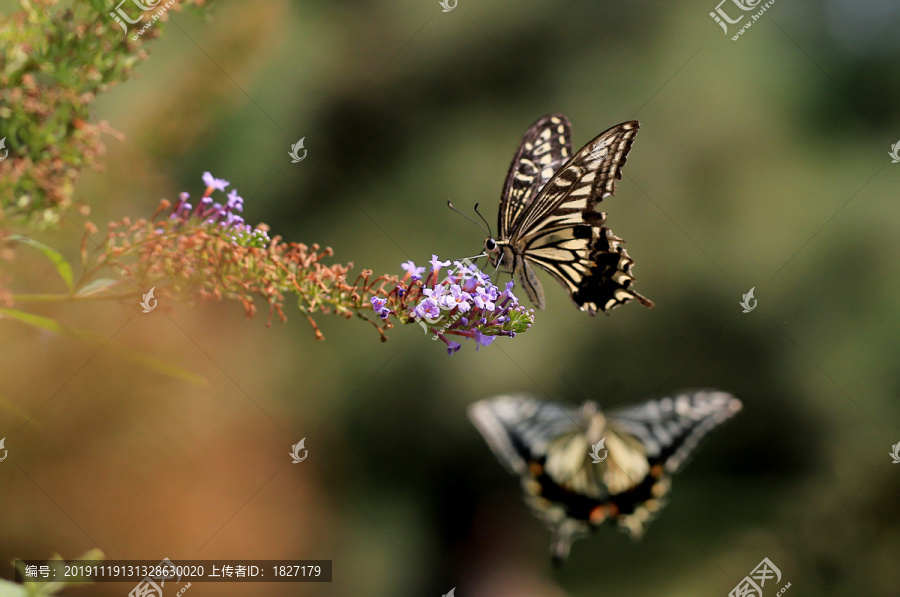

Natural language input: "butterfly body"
[469,391,742,562]
[488,114,653,314]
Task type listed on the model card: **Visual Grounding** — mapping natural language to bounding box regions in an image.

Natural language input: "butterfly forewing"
[499,114,574,238]
[511,121,638,238]
[608,390,743,474]
[467,396,582,476]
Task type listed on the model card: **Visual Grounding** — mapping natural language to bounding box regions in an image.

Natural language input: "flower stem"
[11,292,141,303]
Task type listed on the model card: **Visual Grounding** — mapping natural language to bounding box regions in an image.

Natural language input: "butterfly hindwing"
[499,114,574,239]
[469,391,742,561]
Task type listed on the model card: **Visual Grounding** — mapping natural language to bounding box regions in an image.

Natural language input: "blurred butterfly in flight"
[468,391,742,563]
[454,114,653,314]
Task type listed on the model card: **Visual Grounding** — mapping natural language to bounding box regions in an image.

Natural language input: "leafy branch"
[0,0,215,226]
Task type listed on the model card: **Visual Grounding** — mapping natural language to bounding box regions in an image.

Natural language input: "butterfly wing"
[470,395,652,560]
[604,390,743,537]
[468,395,603,560]
[468,394,582,476]
[499,115,574,239]
[509,120,652,314]
[608,390,743,474]
[469,391,742,562]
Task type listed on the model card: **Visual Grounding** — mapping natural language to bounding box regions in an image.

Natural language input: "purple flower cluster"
[406,255,533,354]
[167,172,271,248]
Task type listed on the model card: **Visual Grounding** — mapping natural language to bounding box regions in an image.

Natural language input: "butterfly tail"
[550,530,574,565]
[632,289,654,308]
[549,518,588,564]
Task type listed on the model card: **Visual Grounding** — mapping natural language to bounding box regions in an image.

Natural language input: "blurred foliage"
[0,0,213,227]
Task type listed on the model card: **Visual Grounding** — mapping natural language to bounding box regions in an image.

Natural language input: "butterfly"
[468,391,742,562]
[481,114,653,314]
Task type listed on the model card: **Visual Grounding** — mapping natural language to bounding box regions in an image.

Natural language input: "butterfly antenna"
[473,203,493,239]
[447,201,490,236]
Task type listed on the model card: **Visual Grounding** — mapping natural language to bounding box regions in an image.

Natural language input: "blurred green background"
[2,0,900,595]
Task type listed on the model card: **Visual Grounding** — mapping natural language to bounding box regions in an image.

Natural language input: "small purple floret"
[226,189,244,212]
[442,284,472,312]
[473,329,495,349]
[401,260,426,281]
[473,285,495,310]
[370,296,391,319]
[429,254,451,272]
[202,171,230,192]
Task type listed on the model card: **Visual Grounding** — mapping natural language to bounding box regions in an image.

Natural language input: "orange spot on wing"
[590,502,620,525]
[589,506,607,525]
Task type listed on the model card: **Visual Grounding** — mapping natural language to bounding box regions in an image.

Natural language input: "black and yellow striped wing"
[504,118,652,314]
[608,390,744,475]
[602,391,743,539]
[499,114,573,238]
[468,391,742,562]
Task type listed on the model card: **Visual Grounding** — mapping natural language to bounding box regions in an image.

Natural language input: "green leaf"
[0,308,96,342]
[123,351,208,386]
[0,580,27,597]
[74,278,120,296]
[0,309,207,386]
[8,235,74,293]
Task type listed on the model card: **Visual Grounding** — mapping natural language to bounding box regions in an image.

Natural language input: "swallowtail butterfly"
[483,114,653,314]
[468,391,742,562]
